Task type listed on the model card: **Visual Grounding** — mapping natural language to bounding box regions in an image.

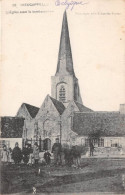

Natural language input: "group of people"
[1,145,13,164]
[51,138,82,167]
[1,141,53,167]
[1,142,40,166]
[1,138,95,167]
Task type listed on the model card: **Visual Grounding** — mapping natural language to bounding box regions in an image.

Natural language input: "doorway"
[43,138,51,151]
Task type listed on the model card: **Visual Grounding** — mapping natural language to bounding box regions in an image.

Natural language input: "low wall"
[0,138,22,150]
[94,146,125,155]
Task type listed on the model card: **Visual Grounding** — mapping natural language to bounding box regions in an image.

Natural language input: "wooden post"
[39,136,41,152]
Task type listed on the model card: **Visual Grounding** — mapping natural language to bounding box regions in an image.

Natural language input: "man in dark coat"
[12,142,22,164]
[44,150,51,165]
[90,141,94,156]
[52,138,62,165]
[22,143,30,164]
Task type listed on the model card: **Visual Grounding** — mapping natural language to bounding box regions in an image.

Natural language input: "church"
[1,11,125,153]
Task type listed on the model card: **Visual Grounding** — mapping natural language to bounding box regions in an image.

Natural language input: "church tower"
[51,11,83,107]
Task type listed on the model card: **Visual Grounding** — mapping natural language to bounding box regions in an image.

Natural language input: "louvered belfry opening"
[59,85,66,102]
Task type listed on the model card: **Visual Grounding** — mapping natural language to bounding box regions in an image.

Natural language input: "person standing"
[73,145,81,168]
[8,147,13,164]
[1,145,8,164]
[12,142,22,164]
[28,144,34,166]
[44,150,51,166]
[52,138,62,165]
[33,142,39,166]
[90,141,94,156]
[22,143,30,165]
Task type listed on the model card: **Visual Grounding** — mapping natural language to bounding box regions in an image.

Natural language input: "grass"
[1,158,125,194]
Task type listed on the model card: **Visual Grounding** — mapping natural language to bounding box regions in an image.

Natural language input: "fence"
[22,137,51,152]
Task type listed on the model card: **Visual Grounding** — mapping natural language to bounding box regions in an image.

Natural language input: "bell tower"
[51,11,83,106]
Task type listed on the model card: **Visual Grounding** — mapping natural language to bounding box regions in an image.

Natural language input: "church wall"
[35,95,61,148]
[16,104,34,139]
[61,101,79,145]
[16,104,32,121]
[23,119,35,139]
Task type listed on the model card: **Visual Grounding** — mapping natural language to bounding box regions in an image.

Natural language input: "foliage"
[88,129,104,140]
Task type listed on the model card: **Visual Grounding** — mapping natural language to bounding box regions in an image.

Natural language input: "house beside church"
[0,11,125,154]
[0,117,24,150]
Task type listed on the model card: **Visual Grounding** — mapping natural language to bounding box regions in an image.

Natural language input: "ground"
[1,158,125,194]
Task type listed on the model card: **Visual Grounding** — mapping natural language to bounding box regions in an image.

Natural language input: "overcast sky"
[1,0,125,116]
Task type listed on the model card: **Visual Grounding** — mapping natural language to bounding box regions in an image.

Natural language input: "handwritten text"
[55,0,89,11]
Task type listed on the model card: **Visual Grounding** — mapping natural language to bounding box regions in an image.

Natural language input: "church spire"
[51,11,83,105]
[56,11,75,76]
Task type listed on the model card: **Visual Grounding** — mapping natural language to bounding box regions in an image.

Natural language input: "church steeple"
[56,11,75,76]
[51,11,83,106]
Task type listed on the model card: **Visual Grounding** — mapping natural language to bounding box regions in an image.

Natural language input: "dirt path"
[1,158,125,194]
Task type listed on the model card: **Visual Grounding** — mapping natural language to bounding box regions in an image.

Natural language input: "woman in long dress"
[12,142,22,165]
[8,147,13,164]
[33,142,39,166]
[1,145,8,164]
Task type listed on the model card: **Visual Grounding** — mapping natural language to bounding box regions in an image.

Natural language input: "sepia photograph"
[0,0,125,194]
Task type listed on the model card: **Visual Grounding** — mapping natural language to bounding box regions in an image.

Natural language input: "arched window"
[59,85,66,102]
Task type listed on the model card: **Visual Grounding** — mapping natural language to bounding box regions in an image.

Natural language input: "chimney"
[119,104,125,114]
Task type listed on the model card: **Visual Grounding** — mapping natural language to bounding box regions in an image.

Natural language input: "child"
[44,150,51,166]
[1,145,8,165]
[33,142,39,166]
[8,147,13,164]
[22,144,30,165]
[28,144,34,166]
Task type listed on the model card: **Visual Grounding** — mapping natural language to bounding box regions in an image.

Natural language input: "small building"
[72,111,125,154]
[0,117,25,150]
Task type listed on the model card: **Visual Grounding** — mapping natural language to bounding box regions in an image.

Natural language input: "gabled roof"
[0,117,25,138]
[24,103,39,118]
[49,96,65,115]
[73,112,125,136]
[74,101,93,112]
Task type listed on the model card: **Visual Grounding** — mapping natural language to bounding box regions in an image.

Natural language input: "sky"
[1,0,125,116]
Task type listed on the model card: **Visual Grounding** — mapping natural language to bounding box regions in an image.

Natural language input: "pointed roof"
[74,101,93,112]
[24,103,39,118]
[56,11,75,76]
[49,96,65,115]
